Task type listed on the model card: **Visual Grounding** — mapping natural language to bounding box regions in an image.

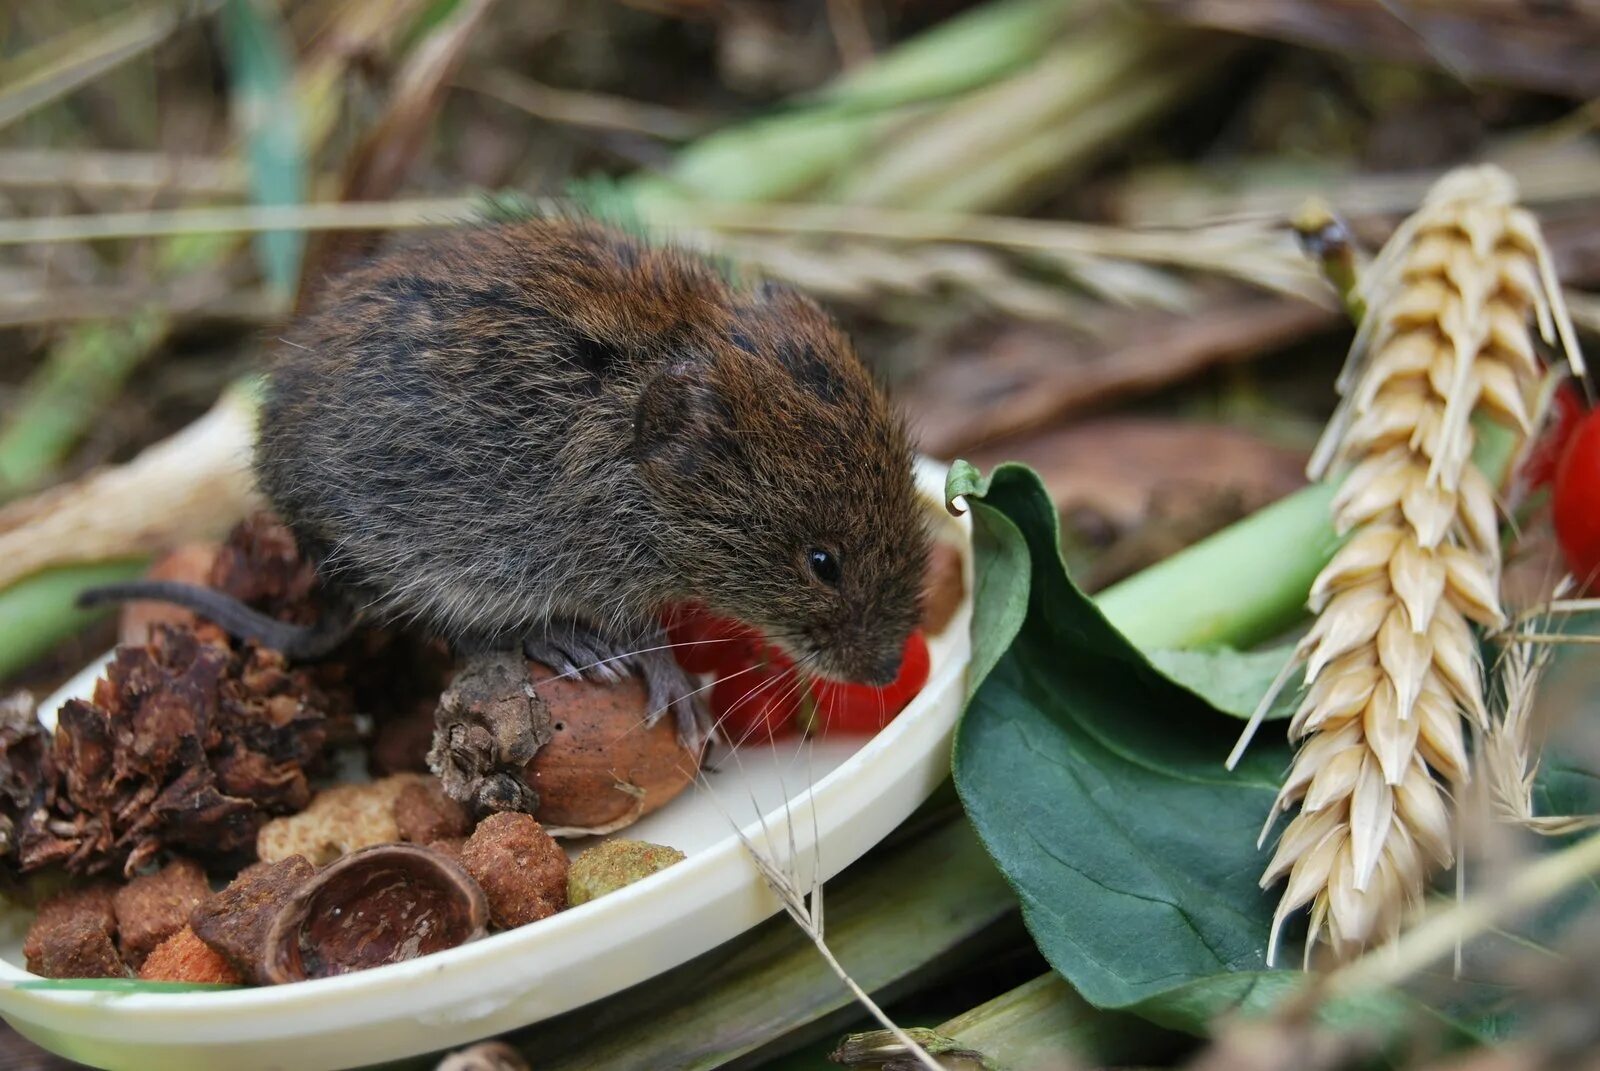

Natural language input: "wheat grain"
[1258,165,1582,963]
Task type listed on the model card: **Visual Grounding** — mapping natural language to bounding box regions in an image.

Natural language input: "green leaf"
[218,0,305,298]
[1147,645,1300,722]
[952,463,1295,1022]
[946,461,1029,699]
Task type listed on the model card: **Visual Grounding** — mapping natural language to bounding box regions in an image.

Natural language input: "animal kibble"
[568,840,685,906]
[112,857,212,967]
[22,883,120,978]
[189,854,315,984]
[393,778,472,845]
[26,916,127,979]
[139,925,242,985]
[459,812,568,929]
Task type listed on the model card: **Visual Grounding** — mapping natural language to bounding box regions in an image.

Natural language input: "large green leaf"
[947,461,1597,1045]
[950,462,1295,1019]
[1147,646,1299,722]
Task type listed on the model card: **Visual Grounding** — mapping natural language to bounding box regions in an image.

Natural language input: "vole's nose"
[863,649,903,687]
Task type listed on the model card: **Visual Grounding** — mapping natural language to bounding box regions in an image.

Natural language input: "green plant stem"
[1095,480,1340,651]
[0,310,171,498]
[0,561,146,682]
[937,973,1178,1070]
[620,0,1081,212]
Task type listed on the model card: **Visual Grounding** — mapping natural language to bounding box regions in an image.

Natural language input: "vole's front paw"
[524,623,628,683]
[524,625,711,756]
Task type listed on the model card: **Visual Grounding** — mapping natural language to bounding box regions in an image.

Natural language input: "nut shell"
[524,661,697,830]
[263,843,488,983]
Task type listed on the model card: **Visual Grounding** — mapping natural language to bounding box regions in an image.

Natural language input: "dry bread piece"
[256,775,426,865]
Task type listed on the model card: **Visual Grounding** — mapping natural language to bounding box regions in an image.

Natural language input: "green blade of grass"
[0,310,172,499]
[218,0,307,298]
[0,561,147,683]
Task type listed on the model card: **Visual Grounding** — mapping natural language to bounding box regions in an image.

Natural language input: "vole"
[83,217,930,749]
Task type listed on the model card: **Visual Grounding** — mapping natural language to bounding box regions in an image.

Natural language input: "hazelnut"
[524,662,697,830]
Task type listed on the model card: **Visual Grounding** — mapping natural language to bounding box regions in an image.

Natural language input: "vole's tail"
[76,581,354,660]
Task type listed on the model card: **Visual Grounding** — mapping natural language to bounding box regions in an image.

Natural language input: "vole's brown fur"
[249,217,928,741]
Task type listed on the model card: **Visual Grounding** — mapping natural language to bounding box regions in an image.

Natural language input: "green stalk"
[0,560,146,682]
[0,310,170,498]
[622,0,1081,212]
[937,973,1178,1070]
[1095,480,1341,651]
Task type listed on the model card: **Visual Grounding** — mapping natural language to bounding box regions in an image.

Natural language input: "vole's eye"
[807,548,841,587]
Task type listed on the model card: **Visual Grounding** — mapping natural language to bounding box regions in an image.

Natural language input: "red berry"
[661,602,760,675]
[808,631,931,735]
[1524,382,1587,490]
[710,660,802,744]
[1554,404,1600,591]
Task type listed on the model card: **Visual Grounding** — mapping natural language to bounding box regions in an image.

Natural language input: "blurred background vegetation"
[2,1,1600,1068]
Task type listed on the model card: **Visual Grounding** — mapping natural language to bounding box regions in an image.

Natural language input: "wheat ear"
[1258,164,1580,964]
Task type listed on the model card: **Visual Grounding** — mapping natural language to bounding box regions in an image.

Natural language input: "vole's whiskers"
[527,637,750,688]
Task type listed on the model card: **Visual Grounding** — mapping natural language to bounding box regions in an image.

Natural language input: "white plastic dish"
[0,460,971,1071]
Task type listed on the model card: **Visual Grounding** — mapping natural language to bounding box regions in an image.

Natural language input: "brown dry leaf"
[1142,0,1600,97]
[903,296,1335,457]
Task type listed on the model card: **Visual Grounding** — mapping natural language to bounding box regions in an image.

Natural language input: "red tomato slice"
[807,631,931,735]
[710,660,803,744]
[1524,382,1587,490]
[1554,404,1600,591]
[661,602,761,675]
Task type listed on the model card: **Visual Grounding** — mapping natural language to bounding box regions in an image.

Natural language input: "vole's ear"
[634,361,730,477]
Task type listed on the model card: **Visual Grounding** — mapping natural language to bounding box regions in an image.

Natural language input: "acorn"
[262,844,488,983]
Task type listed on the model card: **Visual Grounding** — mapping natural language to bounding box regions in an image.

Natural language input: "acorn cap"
[262,843,488,984]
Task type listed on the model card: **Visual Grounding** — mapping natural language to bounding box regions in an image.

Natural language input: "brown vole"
[83,218,930,747]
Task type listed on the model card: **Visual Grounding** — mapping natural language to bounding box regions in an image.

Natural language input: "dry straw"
[1237,164,1584,963]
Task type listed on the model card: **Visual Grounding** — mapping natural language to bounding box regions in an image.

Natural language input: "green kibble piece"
[568,840,685,906]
